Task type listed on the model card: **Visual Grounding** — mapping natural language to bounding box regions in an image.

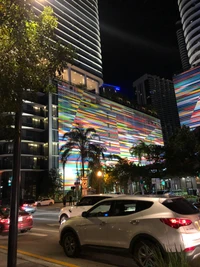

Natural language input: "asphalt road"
[0,204,137,267]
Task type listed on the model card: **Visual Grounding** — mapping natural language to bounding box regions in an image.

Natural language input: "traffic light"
[8,178,12,186]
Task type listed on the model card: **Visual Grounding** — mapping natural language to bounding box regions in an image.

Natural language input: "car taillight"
[22,204,28,207]
[26,215,33,220]
[160,218,192,229]
[184,246,195,252]
[0,218,10,224]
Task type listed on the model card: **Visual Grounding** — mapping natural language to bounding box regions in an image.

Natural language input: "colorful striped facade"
[58,81,164,187]
[174,65,200,128]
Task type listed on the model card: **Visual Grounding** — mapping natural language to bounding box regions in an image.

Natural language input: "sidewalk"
[0,248,78,267]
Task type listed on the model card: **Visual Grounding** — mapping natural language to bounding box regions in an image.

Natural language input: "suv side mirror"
[82,211,88,218]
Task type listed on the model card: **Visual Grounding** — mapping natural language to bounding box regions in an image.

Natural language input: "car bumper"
[0,222,33,233]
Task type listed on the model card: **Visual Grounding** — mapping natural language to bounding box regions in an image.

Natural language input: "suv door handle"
[130,220,139,225]
[100,221,106,226]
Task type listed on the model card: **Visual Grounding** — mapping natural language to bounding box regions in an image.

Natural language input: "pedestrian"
[63,196,66,207]
[69,195,72,206]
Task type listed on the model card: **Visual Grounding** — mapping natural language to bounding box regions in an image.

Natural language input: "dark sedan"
[0,206,33,234]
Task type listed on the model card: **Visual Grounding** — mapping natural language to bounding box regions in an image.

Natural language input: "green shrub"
[153,248,190,267]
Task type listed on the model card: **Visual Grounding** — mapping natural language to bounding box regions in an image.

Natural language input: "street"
[0,204,137,267]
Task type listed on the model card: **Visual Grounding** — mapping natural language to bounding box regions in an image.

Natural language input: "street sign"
[82,178,88,189]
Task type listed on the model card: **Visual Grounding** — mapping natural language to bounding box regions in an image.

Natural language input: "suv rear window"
[162,198,199,215]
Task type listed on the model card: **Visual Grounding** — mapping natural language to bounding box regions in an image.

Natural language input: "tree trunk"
[63,163,65,196]
[81,156,85,178]
[7,99,22,267]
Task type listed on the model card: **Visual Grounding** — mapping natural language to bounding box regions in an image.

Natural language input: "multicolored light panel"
[58,81,163,188]
[174,66,200,128]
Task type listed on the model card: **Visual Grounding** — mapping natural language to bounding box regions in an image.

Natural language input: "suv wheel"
[62,231,80,257]
[133,240,159,267]
[60,214,68,224]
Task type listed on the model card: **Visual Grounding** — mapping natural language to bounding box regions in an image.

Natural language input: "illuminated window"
[87,77,98,91]
[71,70,85,86]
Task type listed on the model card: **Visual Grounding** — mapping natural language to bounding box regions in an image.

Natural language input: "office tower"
[0,1,164,197]
[176,20,190,71]
[178,0,200,67]
[0,0,103,198]
[34,0,103,92]
[133,74,180,144]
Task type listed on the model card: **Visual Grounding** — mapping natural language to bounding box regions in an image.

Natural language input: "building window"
[86,77,98,91]
[71,70,85,86]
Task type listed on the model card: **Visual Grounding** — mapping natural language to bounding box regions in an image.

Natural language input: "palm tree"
[130,141,150,163]
[60,148,71,196]
[87,144,107,170]
[61,127,97,179]
[87,144,107,189]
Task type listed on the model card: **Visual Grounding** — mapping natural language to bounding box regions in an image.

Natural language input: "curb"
[0,247,79,267]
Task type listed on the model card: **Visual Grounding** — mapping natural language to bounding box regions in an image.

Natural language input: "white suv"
[58,194,121,224]
[59,195,200,267]
[36,198,54,206]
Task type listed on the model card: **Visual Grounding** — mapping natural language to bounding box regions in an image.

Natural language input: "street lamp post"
[97,170,103,194]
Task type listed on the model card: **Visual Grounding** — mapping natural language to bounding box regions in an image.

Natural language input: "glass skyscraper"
[178,0,200,67]
[34,0,103,92]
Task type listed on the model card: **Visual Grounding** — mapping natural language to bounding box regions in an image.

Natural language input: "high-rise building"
[133,74,180,144]
[0,0,103,199]
[178,0,200,67]
[176,20,190,71]
[34,0,103,92]
[0,1,164,198]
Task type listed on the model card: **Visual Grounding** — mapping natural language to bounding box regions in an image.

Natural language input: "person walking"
[69,195,72,206]
[63,196,66,207]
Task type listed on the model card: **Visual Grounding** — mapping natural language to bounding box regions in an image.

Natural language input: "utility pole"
[7,102,22,267]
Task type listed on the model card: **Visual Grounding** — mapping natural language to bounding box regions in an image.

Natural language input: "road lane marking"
[28,233,48,237]
[47,224,59,227]
[34,218,58,221]
[33,227,58,233]
[0,245,79,267]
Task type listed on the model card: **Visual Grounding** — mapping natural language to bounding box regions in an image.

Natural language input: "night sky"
[98,0,182,96]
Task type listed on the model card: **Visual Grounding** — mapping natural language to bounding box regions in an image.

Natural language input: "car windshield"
[23,200,35,204]
[162,197,199,215]
[77,196,111,206]
[0,207,28,216]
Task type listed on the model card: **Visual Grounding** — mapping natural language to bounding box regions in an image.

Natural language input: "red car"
[0,206,33,234]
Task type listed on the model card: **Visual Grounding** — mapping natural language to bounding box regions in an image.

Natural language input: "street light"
[97,170,103,194]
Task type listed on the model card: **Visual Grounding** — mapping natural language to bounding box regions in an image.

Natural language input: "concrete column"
[68,66,71,84]
[95,81,99,94]
[84,74,87,89]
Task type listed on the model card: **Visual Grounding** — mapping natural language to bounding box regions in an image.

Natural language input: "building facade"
[0,0,103,199]
[176,20,191,71]
[58,81,163,188]
[34,0,103,92]
[178,0,200,67]
[133,74,180,144]
[173,65,200,128]
[0,1,164,198]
